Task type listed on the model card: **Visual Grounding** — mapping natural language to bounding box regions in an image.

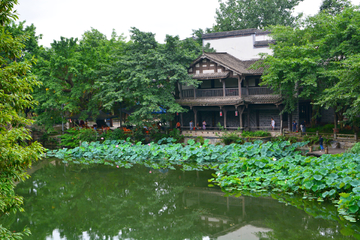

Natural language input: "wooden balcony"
[180,87,273,99]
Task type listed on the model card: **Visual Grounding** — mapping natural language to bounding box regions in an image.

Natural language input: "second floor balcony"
[180,87,274,99]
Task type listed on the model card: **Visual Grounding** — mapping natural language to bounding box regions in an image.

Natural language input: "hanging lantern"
[235,111,238,116]
[176,112,179,116]
[220,111,223,117]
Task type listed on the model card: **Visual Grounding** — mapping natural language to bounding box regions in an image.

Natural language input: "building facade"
[176,29,330,131]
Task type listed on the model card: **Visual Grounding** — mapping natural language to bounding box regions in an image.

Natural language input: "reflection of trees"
[5,162,207,239]
[2,161,360,239]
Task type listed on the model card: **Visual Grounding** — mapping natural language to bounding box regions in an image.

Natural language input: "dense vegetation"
[257,5,360,127]
[0,1,45,239]
[47,139,360,222]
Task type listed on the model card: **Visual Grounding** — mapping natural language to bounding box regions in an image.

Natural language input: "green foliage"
[0,1,45,238]
[168,129,184,143]
[320,0,351,15]
[257,6,360,121]
[96,28,203,126]
[271,135,298,143]
[102,128,128,141]
[307,124,334,133]
[241,130,271,138]
[60,128,98,147]
[349,143,360,154]
[211,153,360,222]
[33,29,126,131]
[132,127,146,143]
[47,140,308,172]
[196,136,205,145]
[303,135,319,146]
[213,0,303,32]
[220,131,244,145]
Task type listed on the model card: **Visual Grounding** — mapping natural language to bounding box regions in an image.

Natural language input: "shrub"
[271,135,298,143]
[241,130,271,138]
[168,129,184,143]
[60,128,99,147]
[220,131,244,145]
[303,135,319,146]
[349,142,360,154]
[102,128,128,141]
[196,136,205,144]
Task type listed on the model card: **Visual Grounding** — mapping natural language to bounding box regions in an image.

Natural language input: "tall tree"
[96,28,203,125]
[213,0,304,32]
[256,5,360,126]
[0,0,44,239]
[320,0,351,15]
[34,29,126,130]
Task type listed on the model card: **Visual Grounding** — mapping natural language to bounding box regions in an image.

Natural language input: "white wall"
[203,34,273,60]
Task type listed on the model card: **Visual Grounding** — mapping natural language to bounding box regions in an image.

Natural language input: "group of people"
[176,120,207,131]
[189,120,207,130]
[292,120,306,133]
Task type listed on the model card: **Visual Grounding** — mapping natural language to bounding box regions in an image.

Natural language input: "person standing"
[176,122,181,132]
[319,135,324,152]
[202,120,206,130]
[189,120,193,131]
[271,118,275,130]
[292,120,297,132]
[300,121,306,133]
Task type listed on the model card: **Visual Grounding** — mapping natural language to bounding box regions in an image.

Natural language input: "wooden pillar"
[277,104,284,134]
[224,108,227,129]
[247,106,250,130]
[180,113,184,128]
[193,108,198,129]
[246,78,249,95]
[288,113,292,132]
[238,105,245,129]
[222,79,226,97]
[238,75,243,98]
[193,88,196,99]
[178,82,183,99]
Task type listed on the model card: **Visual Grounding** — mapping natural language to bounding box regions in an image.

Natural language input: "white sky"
[15,0,360,47]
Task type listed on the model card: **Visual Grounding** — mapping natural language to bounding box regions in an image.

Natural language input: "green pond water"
[2,159,360,240]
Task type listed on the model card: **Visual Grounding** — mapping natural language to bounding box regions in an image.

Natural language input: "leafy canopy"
[213,0,304,32]
[257,6,360,122]
[33,29,126,130]
[96,27,203,125]
[0,0,44,239]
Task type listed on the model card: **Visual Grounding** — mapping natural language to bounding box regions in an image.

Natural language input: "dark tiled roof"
[244,95,282,104]
[202,29,270,40]
[254,40,276,47]
[192,72,230,80]
[176,97,244,107]
[190,52,263,76]
[242,60,264,74]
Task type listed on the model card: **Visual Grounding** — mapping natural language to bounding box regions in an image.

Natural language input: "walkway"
[307,148,347,157]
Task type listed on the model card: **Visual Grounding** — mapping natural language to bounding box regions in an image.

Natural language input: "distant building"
[176,28,332,131]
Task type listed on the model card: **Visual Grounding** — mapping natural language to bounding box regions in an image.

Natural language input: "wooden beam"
[222,79,226,97]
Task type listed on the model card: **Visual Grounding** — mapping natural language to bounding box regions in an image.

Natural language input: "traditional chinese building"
[176,29,331,131]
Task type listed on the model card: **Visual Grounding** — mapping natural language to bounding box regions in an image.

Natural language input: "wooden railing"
[182,89,194,98]
[284,130,358,141]
[181,87,275,99]
[225,88,239,96]
[241,88,247,96]
[196,89,223,97]
[248,87,273,95]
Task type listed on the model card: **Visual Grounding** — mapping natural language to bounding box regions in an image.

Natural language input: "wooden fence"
[284,130,358,142]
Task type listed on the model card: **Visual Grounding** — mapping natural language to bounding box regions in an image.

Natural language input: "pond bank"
[307,148,347,157]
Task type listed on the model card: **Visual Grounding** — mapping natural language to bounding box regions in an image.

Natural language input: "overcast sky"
[15,0,360,47]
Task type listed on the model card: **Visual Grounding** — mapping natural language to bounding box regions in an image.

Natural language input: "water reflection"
[1,159,360,240]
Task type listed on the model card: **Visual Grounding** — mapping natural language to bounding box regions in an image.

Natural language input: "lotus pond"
[2,159,360,239]
[3,139,360,239]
